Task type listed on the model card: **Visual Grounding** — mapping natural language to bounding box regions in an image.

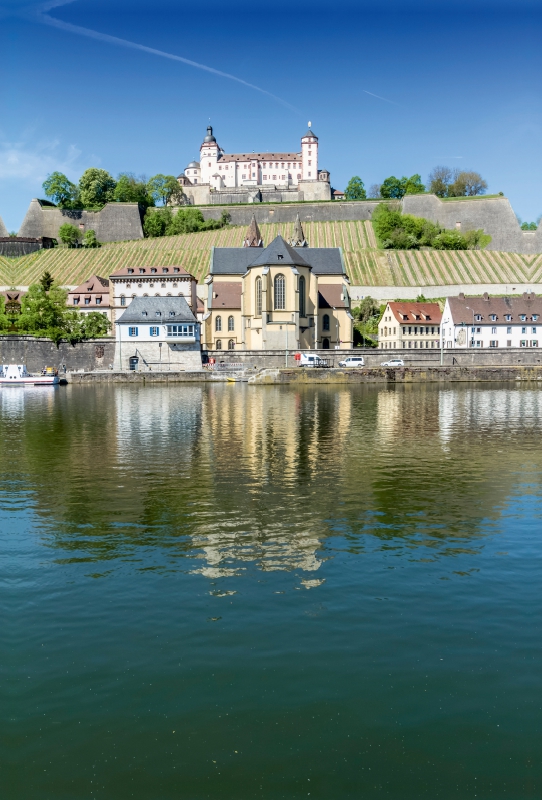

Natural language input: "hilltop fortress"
[177,125,331,205]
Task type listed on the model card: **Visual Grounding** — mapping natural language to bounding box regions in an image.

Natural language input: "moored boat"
[0,364,60,386]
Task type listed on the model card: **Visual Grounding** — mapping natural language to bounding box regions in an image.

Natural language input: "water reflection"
[2,383,541,578]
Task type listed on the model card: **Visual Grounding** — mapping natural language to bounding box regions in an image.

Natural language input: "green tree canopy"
[0,296,10,331]
[42,172,79,207]
[18,284,71,345]
[58,223,83,247]
[428,166,487,198]
[143,207,230,238]
[114,173,154,207]
[344,176,367,201]
[40,270,54,291]
[78,168,117,208]
[146,174,184,206]
[82,229,100,248]
[372,202,489,251]
[381,174,425,200]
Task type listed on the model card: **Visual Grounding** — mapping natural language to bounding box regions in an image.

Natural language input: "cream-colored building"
[203,217,353,351]
[108,265,198,325]
[378,301,442,350]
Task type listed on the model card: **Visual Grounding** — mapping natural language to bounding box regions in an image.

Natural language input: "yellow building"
[203,216,353,351]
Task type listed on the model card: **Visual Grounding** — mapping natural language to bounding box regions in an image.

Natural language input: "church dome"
[186,161,200,169]
[203,126,216,143]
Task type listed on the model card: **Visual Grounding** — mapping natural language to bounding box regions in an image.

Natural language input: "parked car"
[299,354,328,368]
[338,356,365,368]
[381,358,405,367]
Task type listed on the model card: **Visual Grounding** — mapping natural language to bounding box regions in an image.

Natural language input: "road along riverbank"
[65,366,542,385]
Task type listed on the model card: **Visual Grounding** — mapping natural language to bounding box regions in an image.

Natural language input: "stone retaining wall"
[18,200,144,242]
[0,336,116,372]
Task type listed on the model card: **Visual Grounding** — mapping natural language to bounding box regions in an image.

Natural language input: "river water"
[2,383,540,798]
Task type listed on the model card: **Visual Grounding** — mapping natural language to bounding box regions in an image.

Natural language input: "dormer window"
[521,314,527,321]
[174,268,179,273]
[533,315,539,321]
[475,314,482,321]
[162,268,169,274]
[156,311,161,317]
[277,254,284,260]
[490,314,497,321]
[127,269,134,274]
[142,311,147,317]
[169,311,175,317]
[505,314,512,321]
[151,268,157,274]
[139,268,145,274]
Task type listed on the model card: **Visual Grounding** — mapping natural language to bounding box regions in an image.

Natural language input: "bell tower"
[200,125,219,185]
[301,122,318,181]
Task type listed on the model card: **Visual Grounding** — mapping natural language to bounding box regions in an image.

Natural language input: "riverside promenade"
[66,365,542,385]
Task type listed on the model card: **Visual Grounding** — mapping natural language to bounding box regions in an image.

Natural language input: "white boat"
[0,364,60,386]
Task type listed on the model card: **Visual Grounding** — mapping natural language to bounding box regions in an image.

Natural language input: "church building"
[178,125,331,205]
[202,215,353,351]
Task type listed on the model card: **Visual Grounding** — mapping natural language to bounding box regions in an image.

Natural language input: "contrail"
[19,1,298,112]
[363,89,402,107]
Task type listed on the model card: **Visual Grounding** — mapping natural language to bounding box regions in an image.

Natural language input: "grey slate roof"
[210,235,345,276]
[116,296,196,325]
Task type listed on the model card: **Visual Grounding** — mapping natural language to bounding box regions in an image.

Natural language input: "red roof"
[211,282,242,309]
[109,265,194,278]
[387,301,442,324]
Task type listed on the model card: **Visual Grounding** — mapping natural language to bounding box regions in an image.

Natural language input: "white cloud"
[0,137,82,184]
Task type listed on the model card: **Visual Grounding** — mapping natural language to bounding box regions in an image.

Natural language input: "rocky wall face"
[113,340,202,371]
[402,195,540,254]
[17,201,144,242]
[197,200,381,225]
[0,337,116,372]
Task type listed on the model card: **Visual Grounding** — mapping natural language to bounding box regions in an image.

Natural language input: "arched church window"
[255,277,262,317]
[228,315,234,331]
[228,339,235,350]
[274,274,285,310]
[323,314,330,331]
[299,276,306,318]
[216,340,222,350]
[215,316,222,332]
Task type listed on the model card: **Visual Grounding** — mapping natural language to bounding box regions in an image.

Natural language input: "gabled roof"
[387,301,442,323]
[218,152,300,163]
[69,275,109,295]
[116,296,196,324]
[447,293,542,322]
[210,237,345,276]
[248,235,310,268]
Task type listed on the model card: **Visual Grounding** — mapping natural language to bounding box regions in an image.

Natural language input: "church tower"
[301,123,318,181]
[200,126,220,185]
[289,213,307,247]
[243,214,263,247]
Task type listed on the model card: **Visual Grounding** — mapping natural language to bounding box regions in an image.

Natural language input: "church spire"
[243,214,263,247]
[289,213,307,247]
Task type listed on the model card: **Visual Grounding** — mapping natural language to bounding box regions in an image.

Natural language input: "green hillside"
[1,220,541,287]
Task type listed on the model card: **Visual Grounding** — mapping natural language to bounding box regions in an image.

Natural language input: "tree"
[521,221,537,231]
[82,229,100,248]
[147,174,184,206]
[114,173,154,208]
[42,172,79,207]
[18,284,71,345]
[40,270,54,291]
[79,312,111,339]
[344,176,367,201]
[381,174,425,200]
[78,168,117,208]
[0,296,10,331]
[403,174,425,195]
[368,184,382,199]
[143,207,172,237]
[58,223,83,247]
[428,166,454,197]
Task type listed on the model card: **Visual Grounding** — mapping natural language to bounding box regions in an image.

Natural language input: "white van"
[338,356,365,368]
[299,354,327,368]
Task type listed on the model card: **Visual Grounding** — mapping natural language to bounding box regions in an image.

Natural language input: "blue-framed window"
[128,327,138,337]
[150,326,159,337]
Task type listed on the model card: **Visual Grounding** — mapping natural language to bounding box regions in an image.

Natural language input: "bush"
[144,207,231,238]
[372,202,489,250]
[82,229,100,248]
[58,223,82,247]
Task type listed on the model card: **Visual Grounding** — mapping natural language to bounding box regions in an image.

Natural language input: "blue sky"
[1,0,541,231]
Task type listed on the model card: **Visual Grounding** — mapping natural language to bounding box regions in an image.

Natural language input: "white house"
[114,296,202,371]
[441,292,542,349]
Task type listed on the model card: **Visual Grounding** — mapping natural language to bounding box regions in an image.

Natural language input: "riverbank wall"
[66,365,542,385]
[0,336,115,372]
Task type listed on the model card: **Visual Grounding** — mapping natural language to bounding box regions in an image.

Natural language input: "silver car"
[381,358,405,367]
[338,356,365,368]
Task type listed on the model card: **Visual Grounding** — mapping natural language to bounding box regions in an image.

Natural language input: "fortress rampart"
[17,200,144,242]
